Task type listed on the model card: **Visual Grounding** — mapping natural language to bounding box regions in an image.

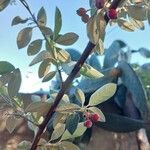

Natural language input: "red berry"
[83,112,90,119]
[107,9,118,19]
[90,113,100,122]
[84,119,93,128]
[76,7,86,16]
[81,14,90,23]
[95,0,104,9]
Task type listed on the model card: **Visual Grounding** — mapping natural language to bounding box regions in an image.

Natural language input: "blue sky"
[0,0,150,92]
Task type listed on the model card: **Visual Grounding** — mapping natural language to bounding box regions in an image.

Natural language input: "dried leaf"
[29,51,52,66]
[42,71,56,82]
[87,14,99,44]
[54,7,62,40]
[55,32,79,46]
[117,19,135,32]
[17,27,33,49]
[0,0,10,12]
[38,59,51,78]
[11,16,28,26]
[127,5,147,21]
[27,39,43,56]
[37,7,47,26]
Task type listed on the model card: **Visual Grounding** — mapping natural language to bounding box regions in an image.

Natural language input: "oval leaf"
[55,32,79,46]
[11,16,28,26]
[17,27,33,49]
[56,103,80,113]
[117,19,135,32]
[0,0,10,12]
[80,64,104,79]
[6,115,19,133]
[96,113,145,132]
[127,5,147,21]
[54,7,62,40]
[75,88,85,106]
[65,113,80,134]
[61,123,87,140]
[27,39,43,56]
[89,83,117,106]
[0,61,15,75]
[25,101,52,116]
[17,141,32,150]
[37,7,47,26]
[61,141,80,150]
[57,48,71,63]
[29,51,52,66]
[42,71,56,82]
[38,59,51,78]
[87,14,99,44]
[8,69,21,98]
[50,123,65,141]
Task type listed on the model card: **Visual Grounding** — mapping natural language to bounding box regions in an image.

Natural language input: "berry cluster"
[76,7,90,23]
[83,112,100,128]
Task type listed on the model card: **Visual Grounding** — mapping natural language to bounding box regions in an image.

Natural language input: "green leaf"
[37,7,47,26]
[6,115,19,133]
[0,0,10,12]
[53,113,68,128]
[8,69,21,98]
[50,123,65,141]
[25,101,52,116]
[75,88,85,106]
[118,61,149,120]
[96,113,145,133]
[27,39,43,56]
[0,61,15,75]
[42,71,56,82]
[56,103,80,113]
[0,73,12,87]
[117,19,135,32]
[53,7,62,40]
[61,123,87,140]
[57,48,71,63]
[61,141,80,150]
[40,26,53,37]
[17,141,32,150]
[29,51,52,66]
[11,16,28,26]
[66,113,80,134]
[89,83,117,106]
[87,14,99,44]
[80,64,104,79]
[88,107,105,122]
[38,59,51,78]
[17,27,33,49]
[55,32,79,46]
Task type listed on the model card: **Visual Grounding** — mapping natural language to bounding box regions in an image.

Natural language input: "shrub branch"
[18,0,123,149]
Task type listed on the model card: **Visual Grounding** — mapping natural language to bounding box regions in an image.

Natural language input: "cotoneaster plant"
[0,0,150,150]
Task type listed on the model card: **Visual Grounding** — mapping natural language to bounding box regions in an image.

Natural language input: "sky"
[0,0,150,92]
